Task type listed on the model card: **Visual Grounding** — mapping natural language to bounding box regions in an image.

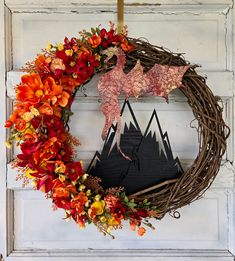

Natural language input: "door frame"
[0,1,234,260]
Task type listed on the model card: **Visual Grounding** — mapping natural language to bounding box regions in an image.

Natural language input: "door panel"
[1,1,234,260]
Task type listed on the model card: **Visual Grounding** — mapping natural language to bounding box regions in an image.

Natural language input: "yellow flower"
[95,53,101,61]
[46,43,52,50]
[107,226,113,233]
[79,184,86,191]
[25,168,37,179]
[30,107,40,116]
[94,194,101,201]
[65,49,73,56]
[99,216,107,222]
[57,43,64,51]
[108,216,119,226]
[24,128,34,135]
[69,61,76,67]
[32,180,37,187]
[22,112,34,122]
[90,200,105,215]
[86,189,91,196]
[5,141,12,149]
[59,174,66,182]
[55,161,66,173]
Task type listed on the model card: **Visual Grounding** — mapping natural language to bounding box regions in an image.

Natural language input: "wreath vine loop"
[125,38,230,216]
[5,23,229,238]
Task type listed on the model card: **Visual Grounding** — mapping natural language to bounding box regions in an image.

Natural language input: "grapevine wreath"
[5,23,230,238]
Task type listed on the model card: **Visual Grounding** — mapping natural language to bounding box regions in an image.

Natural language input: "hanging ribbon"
[117,0,124,34]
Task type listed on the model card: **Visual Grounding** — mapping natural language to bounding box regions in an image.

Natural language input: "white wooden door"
[0,1,235,260]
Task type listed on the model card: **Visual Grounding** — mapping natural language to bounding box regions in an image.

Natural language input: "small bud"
[94,194,101,201]
[82,174,89,181]
[79,184,86,191]
[57,43,64,51]
[86,189,91,196]
[85,200,90,207]
[65,49,73,56]
[46,43,52,50]
[107,226,113,233]
[100,216,107,222]
[5,141,12,149]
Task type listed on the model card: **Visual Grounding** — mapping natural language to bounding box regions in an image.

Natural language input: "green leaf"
[91,27,96,34]
[85,32,92,37]
[127,202,137,208]
[96,27,101,34]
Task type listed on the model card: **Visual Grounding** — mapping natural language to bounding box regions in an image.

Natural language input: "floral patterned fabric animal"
[98,47,190,156]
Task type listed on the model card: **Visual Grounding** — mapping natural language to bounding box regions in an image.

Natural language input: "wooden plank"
[7,160,234,189]
[10,12,227,71]
[6,249,234,261]
[4,0,233,13]
[10,188,229,249]
[6,256,235,261]
[6,71,234,99]
[0,2,7,259]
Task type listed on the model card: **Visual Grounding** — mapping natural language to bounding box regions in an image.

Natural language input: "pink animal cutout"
[98,47,190,158]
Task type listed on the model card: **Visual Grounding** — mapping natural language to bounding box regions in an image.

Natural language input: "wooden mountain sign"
[87,100,183,195]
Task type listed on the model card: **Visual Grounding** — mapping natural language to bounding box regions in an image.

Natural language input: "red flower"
[20,141,42,155]
[5,120,13,128]
[64,37,77,49]
[55,49,69,63]
[36,174,54,193]
[58,143,73,162]
[53,197,71,210]
[65,162,83,181]
[136,209,148,218]
[100,28,121,48]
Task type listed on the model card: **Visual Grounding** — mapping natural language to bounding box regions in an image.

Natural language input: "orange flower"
[35,55,51,72]
[43,77,70,107]
[120,37,134,52]
[54,186,70,198]
[52,179,77,198]
[137,226,146,236]
[14,118,27,131]
[17,74,44,102]
[130,220,137,231]
[70,192,88,212]
[60,75,80,93]
[88,35,101,48]
[39,103,53,115]
[17,74,70,108]
[22,133,38,143]
[57,91,70,107]
[53,106,62,118]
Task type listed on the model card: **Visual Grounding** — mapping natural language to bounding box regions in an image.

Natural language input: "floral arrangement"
[5,23,160,238]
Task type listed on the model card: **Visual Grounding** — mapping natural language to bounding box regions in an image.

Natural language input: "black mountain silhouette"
[87,100,183,195]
